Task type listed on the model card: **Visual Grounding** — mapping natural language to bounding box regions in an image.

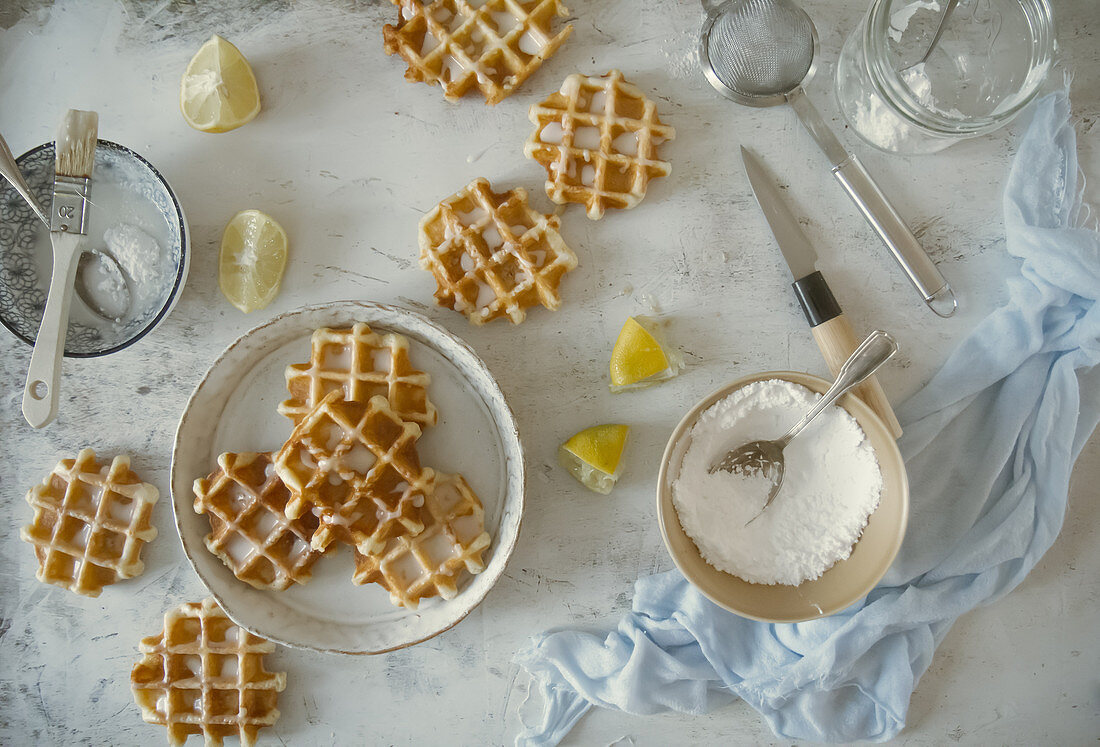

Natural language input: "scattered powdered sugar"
[672,379,883,585]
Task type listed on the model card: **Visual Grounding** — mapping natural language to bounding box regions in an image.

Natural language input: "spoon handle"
[0,132,50,228]
[811,314,902,438]
[914,0,960,67]
[778,330,899,445]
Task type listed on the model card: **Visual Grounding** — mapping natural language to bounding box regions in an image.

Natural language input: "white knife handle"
[833,154,957,317]
[22,235,81,428]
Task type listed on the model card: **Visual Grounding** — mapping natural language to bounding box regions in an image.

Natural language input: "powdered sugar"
[671,379,883,586]
[105,223,166,288]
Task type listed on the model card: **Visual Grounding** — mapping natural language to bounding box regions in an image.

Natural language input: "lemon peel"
[558,424,630,494]
[610,316,682,391]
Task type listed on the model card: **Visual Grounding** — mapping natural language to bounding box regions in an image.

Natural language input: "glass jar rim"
[863,0,1055,136]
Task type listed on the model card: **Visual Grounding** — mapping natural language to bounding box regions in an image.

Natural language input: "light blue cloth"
[514,91,1100,744]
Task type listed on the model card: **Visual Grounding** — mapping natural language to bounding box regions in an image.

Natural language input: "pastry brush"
[22,109,98,428]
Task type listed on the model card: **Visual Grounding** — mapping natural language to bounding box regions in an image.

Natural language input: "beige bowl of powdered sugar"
[657,371,908,623]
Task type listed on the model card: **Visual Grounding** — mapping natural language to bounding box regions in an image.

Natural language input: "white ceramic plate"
[171,301,525,654]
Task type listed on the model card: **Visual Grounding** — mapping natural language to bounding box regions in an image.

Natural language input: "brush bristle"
[55,109,99,178]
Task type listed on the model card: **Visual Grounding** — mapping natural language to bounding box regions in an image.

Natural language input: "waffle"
[419,177,578,324]
[273,391,435,554]
[383,0,573,105]
[193,452,324,591]
[524,69,676,219]
[279,323,438,430]
[131,598,286,747]
[20,449,158,597]
[353,472,491,608]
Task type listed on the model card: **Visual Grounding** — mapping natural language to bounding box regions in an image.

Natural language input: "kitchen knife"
[740,145,903,439]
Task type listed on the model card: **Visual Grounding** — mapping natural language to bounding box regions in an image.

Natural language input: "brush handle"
[22,233,82,428]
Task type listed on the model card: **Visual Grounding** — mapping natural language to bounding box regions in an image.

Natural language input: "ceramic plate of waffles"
[170,301,524,654]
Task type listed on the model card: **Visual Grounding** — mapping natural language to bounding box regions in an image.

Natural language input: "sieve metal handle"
[833,155,957,317]
[786,87,956,317]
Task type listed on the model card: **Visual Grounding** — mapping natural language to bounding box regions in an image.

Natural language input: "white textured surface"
[0,0,1097,744]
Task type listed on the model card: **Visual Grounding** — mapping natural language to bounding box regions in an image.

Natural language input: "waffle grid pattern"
[274,391,434,552]
[383,0,573,104]
[131,598,286,747]
[20,449,158,597]
[193,452,324,591]
[524,69,676,219]
[419,177,578,324]
[279,323,438,430]
[353,472,491,608]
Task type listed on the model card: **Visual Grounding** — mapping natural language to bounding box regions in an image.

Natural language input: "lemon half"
[181,34,261,133]
[609,316,683,392]
[558,424,630,494]
[219,209,288,313]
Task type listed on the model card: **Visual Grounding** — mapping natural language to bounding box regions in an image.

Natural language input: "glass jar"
[835,0,1055,154]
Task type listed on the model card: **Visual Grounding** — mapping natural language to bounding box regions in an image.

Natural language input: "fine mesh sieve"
[697,0,957,317]
[702,0,817,103]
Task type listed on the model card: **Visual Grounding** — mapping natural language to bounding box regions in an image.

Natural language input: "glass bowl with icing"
[0,140,189,356]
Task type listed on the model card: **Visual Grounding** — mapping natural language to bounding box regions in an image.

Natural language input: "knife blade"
[741,147,819,281]
[740,146,903,439]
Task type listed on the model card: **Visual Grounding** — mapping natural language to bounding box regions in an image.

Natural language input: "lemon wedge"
[180,34,261,133]
[558,424,630,494]
[219,210,288,313]
[609,316,683,392]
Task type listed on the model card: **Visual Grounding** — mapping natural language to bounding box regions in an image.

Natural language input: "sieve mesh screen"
[706,0,815,97]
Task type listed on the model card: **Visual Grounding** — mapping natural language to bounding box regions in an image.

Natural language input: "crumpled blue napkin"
[514,91,1100,745]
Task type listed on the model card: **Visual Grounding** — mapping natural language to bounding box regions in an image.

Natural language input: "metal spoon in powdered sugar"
[709,330,898,524]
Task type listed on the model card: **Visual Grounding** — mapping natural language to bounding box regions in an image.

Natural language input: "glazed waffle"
[193,452,323,591]
[383,0,573,105]
[352,472,491,608]
[20,449,158,597]
[131,598,286,747]
[279,323,438,430]
[524,69,676,219]
[273,391,434,553]
[418,177,578,324]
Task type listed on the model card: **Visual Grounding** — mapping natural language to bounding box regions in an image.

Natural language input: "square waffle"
[193,452,324,591]
[273,391,434,554]
[525,69,676,219]
[352,472,491,608]
[131,598,286,747]
[279,323,438,430]
[21,449,158,597]
[419,177,578,324]
[383,0,573,105]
